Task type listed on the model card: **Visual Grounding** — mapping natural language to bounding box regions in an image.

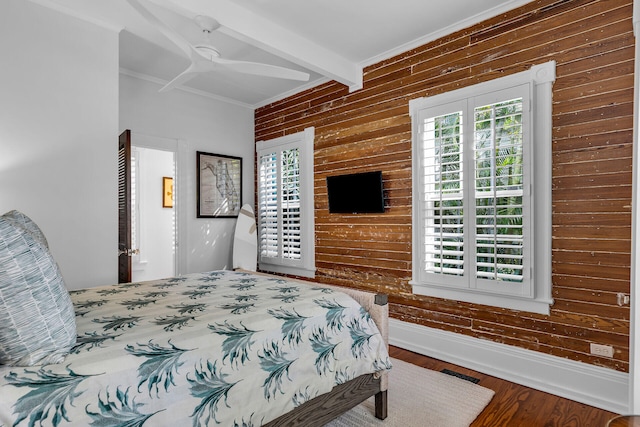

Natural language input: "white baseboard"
[389,318,629,414]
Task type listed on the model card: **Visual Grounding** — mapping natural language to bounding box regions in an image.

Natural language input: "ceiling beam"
[155,0,363,91]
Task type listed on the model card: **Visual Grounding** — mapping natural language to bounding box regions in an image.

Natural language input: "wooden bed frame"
[266,373,387,426]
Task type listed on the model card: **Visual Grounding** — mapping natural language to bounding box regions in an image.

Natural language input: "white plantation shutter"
[281,148,301,260]
[416,92,527,291]
[259,152,279,258]
[410,61,555,314]
[257,128,315,278]
[474,98,524,283]
[421,111,465,277]
[258,150,302,261]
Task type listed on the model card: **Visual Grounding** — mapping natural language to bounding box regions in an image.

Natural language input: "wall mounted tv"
[326,171,385,214]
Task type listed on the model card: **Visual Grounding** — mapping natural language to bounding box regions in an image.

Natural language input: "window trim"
[409,61,555,315]
[256,127,315,278]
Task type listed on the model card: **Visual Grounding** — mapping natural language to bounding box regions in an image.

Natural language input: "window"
[410,61,555,314]
[257,127,315,278]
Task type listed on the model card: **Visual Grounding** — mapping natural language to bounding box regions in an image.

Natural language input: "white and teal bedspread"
[0,270,391,427]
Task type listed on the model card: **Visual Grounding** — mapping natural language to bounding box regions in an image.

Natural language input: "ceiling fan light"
[194,44,221,60]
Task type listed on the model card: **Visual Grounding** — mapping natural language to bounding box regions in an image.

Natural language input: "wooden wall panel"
[255,0,634,372]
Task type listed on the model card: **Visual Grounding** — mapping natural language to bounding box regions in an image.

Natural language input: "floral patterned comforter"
[0,270,391,427]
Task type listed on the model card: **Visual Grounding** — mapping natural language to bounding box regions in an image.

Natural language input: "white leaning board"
[232,204,257,271]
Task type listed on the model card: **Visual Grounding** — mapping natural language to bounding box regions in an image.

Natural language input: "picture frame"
[162,177,173,208]
[196,151,242,218]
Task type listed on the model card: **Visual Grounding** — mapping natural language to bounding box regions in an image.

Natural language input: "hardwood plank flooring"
[389,346,620,426]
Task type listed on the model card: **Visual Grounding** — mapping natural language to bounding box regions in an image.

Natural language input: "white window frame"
[257,127,315,278]
[409,61,556,315]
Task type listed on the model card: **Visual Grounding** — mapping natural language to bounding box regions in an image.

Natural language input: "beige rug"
[326,358,495,427]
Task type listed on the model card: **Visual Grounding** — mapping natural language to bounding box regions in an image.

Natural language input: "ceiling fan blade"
[126,0,193,59]
[127,0,310,89]
[213,58,310,81]
[159,64,201,92]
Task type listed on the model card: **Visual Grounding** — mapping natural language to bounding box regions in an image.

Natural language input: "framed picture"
[196,151,242,218]
[162,177,173,208]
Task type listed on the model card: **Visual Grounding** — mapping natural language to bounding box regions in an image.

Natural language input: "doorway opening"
[130,145,176,282]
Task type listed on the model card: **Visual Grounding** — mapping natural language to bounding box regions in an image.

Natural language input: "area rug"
[326,358,495,427]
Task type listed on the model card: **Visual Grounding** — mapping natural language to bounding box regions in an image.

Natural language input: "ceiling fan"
[126,0,311,92]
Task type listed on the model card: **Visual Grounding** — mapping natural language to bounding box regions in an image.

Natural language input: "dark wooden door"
[118,130,132,283]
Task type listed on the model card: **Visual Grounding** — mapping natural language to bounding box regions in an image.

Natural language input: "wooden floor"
[389,346,620,427]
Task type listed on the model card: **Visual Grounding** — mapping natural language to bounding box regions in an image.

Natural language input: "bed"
[0,267,391,427]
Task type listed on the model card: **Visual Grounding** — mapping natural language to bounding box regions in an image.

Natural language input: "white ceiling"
[35,0,530,108]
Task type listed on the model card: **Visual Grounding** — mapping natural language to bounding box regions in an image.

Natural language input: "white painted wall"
[131,147,175,282]
[119,75,254,275]
[0,0,119,290]
[0,0,254,289]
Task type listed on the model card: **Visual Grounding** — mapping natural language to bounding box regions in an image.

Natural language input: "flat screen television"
[326,171,385,213]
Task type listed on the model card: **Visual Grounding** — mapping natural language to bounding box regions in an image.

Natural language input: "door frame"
[629,1,639,413]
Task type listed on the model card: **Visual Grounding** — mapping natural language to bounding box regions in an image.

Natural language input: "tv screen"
[326,171,385,213]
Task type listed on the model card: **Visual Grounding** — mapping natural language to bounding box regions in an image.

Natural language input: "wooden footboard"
[265,373,386,426]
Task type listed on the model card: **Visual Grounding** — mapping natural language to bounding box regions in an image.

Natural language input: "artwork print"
[162,177,173,208]
[197,151,242,218]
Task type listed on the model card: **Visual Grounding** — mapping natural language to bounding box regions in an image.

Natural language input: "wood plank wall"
[254,0,634,372]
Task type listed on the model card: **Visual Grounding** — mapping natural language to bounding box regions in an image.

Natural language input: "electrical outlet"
[617,293,630,306]
[590,343,614,358]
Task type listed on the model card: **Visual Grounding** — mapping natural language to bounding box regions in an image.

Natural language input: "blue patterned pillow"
[3,210,49,249]
[0,212,76,366]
